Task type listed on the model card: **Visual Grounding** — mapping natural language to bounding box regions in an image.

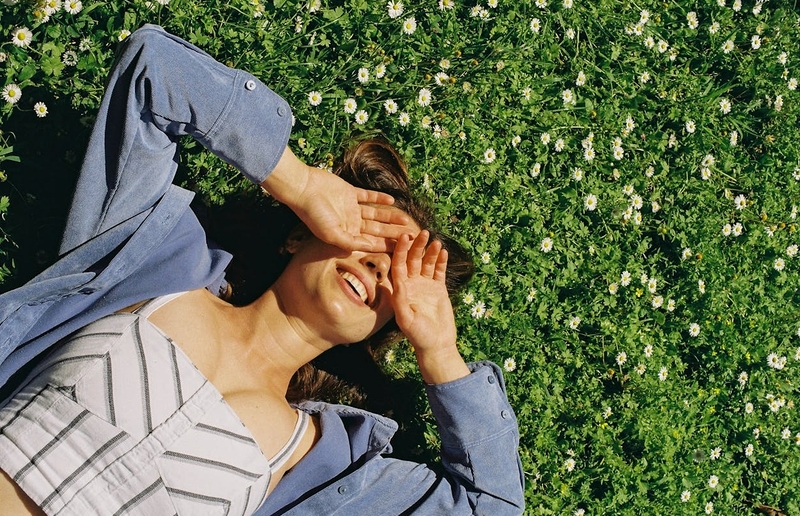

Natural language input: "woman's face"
[274,208,420,346]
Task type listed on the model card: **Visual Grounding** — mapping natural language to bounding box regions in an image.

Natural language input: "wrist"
[260,147,312,207]
[415,345,470,385]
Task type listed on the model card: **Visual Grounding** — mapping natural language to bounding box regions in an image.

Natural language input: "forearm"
[259,147,312,206]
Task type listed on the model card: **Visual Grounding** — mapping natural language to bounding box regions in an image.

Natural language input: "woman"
[0,25,524,515]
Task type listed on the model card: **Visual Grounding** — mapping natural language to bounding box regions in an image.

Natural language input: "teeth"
[340,271,368,303]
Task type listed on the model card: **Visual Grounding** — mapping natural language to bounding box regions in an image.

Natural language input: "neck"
[227,287,332,394]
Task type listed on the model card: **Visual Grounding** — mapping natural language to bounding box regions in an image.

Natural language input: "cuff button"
[501,410,510,419]
[245,79,257,91]
[277,106,287,116]
[487,375,496,384]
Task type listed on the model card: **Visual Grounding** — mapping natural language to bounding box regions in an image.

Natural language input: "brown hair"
[201,138,474,405]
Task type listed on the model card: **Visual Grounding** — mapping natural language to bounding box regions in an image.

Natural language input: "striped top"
[0,294,309,516]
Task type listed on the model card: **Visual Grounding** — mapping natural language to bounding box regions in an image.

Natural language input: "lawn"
[1,0,799,513]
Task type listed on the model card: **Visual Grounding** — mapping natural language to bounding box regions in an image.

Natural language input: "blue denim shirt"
[0,26,524,514]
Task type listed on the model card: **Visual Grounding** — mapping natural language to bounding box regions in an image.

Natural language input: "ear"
[282,224,312,254]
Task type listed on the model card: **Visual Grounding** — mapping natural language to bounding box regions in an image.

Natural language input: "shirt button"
[277,106,287,116]
[245,79,257,91]
[501,410,510,419]
[337,485,349,495]
[487,375,495,384]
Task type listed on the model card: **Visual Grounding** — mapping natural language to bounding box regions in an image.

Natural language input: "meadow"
[1,0,799,513]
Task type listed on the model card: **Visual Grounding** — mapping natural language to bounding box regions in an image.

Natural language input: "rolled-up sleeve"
[61,25,294,252]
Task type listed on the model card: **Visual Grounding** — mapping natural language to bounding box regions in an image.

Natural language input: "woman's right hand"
[261,147,412,252]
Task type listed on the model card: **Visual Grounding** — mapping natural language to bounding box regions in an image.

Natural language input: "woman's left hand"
[391,231,470,384]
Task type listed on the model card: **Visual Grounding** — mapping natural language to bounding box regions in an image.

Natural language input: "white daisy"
[402,17,417,35]
[33,101,48,117]
[308,91,323,106]
[11,27,33,48]
[722,39,735,54]
[417,87,431,106]
[738,371,748,387]
[398,112,410,126]
[1,84,21,104]
[64,0,82,13]
[354,110,369,125]
[387,0,403,18]
[584,194,597,211]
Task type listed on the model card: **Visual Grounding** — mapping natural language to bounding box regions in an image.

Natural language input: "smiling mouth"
[339,270,368,304]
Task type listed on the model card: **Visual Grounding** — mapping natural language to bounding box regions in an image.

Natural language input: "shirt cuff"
[203,70,293,185]
[424,361,518,449]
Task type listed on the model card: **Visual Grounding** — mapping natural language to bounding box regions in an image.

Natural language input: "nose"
[361,253,391,283]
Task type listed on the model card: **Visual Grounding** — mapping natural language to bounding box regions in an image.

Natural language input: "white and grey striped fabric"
[0,294,309,516]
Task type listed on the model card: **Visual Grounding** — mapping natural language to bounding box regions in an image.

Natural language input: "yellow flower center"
[9,90,17,98]
[17,33,26,41]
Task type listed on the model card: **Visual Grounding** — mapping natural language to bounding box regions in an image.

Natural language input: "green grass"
[2,0,799,513]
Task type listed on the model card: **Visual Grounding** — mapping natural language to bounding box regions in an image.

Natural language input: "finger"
[360,204,412,225]
[390,278,413,329]
[360,219,417,242]
[391,233,412,283]
[406,230,429,276]
[433,248,449,283]
[420,239,442,278]
[356,188,395,206]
